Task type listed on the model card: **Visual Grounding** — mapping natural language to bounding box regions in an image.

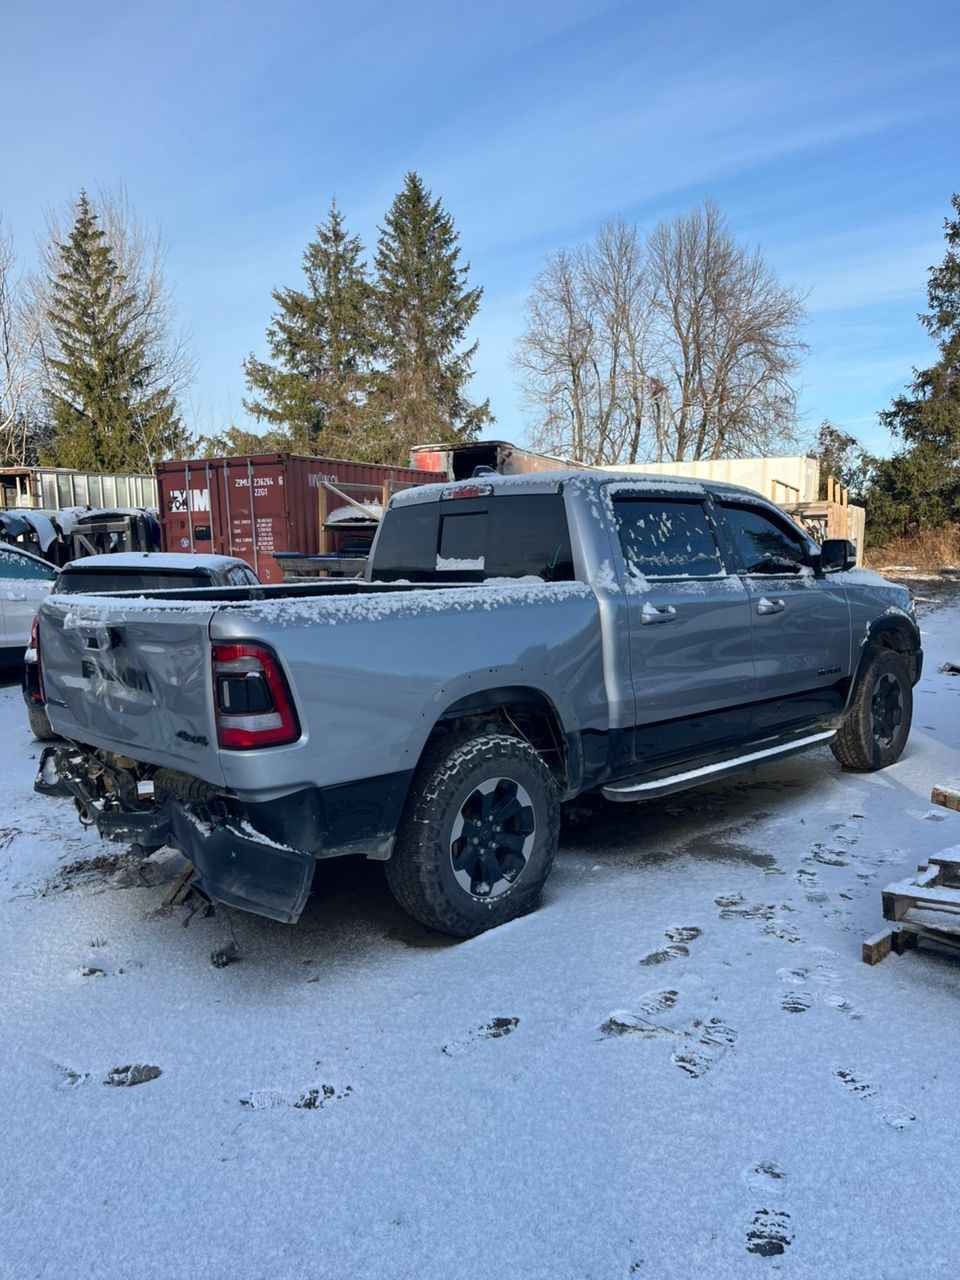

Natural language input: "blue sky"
[2,0,958,456]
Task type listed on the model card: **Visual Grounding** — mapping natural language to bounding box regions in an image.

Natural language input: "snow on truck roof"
[388,468,772,507]
[61,552,249,572]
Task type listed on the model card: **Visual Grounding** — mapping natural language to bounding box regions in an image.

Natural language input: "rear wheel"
[27,702,56,742]
[386,732,560,937]
[831,648,913,771]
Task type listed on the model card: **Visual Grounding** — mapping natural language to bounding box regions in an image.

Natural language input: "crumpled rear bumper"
[167,805,314,923]
[35,746,315,924]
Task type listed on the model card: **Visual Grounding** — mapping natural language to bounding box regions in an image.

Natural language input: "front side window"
[611,497,724,579]
[721,504,810,575]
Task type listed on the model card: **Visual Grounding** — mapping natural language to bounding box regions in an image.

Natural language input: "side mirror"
[819,538,856,573]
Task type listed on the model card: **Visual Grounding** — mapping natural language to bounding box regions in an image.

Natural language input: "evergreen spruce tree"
[881,193,960,455]
[372,172,492,462]
[43,192,187,472]
[871,193,960,540]
[243,200,376,457]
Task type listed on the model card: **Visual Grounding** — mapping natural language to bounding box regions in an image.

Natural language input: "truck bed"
[38,577,601,795]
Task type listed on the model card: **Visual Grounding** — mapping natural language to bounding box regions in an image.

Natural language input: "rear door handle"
[756,597,785,615]
[640,602,678,625]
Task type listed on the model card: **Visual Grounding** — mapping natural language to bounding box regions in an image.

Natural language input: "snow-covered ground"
[2,591,960,1279]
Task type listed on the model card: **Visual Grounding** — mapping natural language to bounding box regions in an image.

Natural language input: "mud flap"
[169,808,315,925]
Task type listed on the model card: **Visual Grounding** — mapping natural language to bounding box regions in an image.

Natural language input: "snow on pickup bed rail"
[49,593,219,630]
[44,580,596,631]
[240,580,594,628]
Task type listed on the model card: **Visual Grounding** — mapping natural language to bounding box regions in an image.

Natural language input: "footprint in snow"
[822,993,862,1019]
[781,991,813,1014]
[812,848,848,867]
[746,1208,794,1257]
[630,989,679,1016]
[743,1160,792,1255]
[762,920,802,944]
[600,1011,673,1039]
[240,1084,352,1110]
[743,1161,786,1194]
[600,991,681,1039]
[776,965,808,985]
[796,863,830,903]
[715,896,780,922]
[639,926,701,965]
[671,1018,738,1079]
[665,926,701,944]
[441,1017,519,1056]
[55,1063,92,1089]
[796,952,863,1019]
[104,1064,162,1087]
[639,944,688,965]
[834,1069,916,1129]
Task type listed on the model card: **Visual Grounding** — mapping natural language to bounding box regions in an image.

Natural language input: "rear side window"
[372,495,575,582]
[0,548,56,581]
[720,504,810,574]
[611,497,723,578]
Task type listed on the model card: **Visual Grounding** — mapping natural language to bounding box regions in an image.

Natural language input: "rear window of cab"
[55,569,215,593]
[372,494,575,583]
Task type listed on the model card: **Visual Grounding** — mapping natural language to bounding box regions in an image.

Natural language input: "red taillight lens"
[441,483,493,500]
[211,642,300,750]
[30,615,45,704]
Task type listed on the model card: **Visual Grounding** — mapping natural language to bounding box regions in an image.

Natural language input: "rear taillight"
[212,643,300,750]
[29,616,45,704]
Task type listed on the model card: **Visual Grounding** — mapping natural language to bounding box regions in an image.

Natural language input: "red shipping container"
[155,454,437,584]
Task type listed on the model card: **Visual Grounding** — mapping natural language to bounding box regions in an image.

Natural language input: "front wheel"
[386,732,560,937]
[831,648,913,771]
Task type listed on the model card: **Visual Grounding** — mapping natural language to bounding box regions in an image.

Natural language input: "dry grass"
[866,525,960,572]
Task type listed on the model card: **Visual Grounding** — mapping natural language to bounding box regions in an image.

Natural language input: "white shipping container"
[609,455,821,504]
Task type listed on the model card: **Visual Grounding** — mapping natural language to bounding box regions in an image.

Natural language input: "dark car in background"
[23,552,260,740]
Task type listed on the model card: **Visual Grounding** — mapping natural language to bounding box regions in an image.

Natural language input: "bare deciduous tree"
[516,202,806,465]
[0,219,42,466]
[647,201,805,461]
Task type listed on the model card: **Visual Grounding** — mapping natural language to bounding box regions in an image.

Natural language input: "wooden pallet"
[865,850,960,963]
[931,784,960,813]
[162,863,196,908]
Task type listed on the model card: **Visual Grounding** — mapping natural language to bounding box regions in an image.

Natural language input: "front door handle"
[756,596,785,615]
[640,602,678,625]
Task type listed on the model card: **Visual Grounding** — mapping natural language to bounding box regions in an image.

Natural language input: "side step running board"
[602,730,837,802]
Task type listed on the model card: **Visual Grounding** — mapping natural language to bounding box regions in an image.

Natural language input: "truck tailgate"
[39,595,225,786]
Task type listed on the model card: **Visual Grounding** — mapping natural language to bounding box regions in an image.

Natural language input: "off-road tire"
[386,731,560,938]
[27,701,56,742]
[831,648,913,772]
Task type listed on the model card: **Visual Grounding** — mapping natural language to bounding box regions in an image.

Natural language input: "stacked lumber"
[862,784,960,963]
[930,784,960,813]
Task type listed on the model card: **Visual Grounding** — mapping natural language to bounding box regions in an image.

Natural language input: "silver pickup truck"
[34,470,922,936]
